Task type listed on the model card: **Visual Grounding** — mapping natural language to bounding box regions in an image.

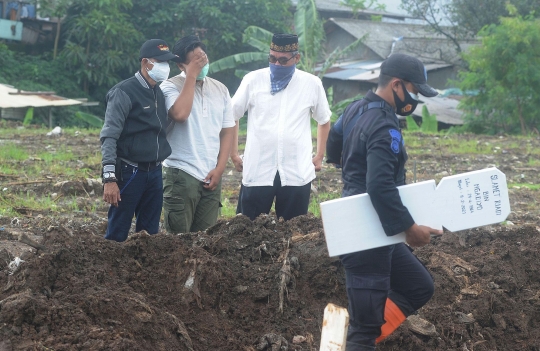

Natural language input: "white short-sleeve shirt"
[231,67,331,187]
[160,74,235,181]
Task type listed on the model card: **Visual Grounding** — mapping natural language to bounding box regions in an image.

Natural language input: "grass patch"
[309,191,341,217]
[509,183,540,190]
[0,126,101,138]
[0,192,59,215]
[37,149,75,162]
[0,143,28,161]
[527,157,540,166]
[403,136,493,155]
[220,187,239,218]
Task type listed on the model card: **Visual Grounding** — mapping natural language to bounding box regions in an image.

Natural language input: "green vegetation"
[457,7,540,135]
[509,183,540,190]
[402,134,511,155]
[309,191,341,217]
[401,0,539,54]
[406,106,438,133]
[211,0,368,79]
[1,0,291,126]
[0,143,29,161]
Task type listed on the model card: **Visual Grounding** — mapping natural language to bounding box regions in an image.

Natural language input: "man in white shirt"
[160,35,235,233]
[230,33,331,221]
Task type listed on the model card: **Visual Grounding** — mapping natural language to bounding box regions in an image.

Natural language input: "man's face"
[269,49,299,67]
[178,46,207,70]
[142,58,163,71]
[392,79,419,101]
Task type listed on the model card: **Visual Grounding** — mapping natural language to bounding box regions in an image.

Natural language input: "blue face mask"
[269,63,295,79]
[197,63,209,80]
[269,63,296,95]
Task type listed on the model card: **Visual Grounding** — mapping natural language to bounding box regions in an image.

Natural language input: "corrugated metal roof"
[324,68,369,80]
[323,60,452,82]
[0,84,82,109]
[326,18,479,63]
[290,0,411,19]
[411,96,464,125]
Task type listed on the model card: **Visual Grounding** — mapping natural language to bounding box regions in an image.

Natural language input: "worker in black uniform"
[326,53,443,351]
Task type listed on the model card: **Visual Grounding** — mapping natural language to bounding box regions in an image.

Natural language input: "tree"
[128,0,291,62]
[37,0,72,59]
[210,0,366,78]
[400,0,539,54]
[457,8,540,135]
[450,0,538,34]
[400,0,472,54]
[341,0,386,19]
[59,0,142,94]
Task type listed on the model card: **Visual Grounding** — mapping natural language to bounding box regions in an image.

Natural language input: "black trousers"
[340,243,434,349]
[236,172,311,221]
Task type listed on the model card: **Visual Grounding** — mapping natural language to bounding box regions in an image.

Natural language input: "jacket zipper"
[153,88,162,162]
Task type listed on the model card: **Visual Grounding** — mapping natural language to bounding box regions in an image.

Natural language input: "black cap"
[139,39,180,62]
[380,53,438,97]
[270,33,299,52]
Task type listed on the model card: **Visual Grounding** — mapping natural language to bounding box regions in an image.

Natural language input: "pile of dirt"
[1,214,540,351]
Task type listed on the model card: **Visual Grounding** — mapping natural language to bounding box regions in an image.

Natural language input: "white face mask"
[408,90,419,101]
[145,60,170,82]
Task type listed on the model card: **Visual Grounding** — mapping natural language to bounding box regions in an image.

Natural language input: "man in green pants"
[160,35,235,233]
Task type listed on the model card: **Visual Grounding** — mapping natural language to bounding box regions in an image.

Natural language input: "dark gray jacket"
[100,71,172,166]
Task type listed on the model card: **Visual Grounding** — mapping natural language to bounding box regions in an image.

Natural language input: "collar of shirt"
[135,70,156,90]
[180,71,205,86]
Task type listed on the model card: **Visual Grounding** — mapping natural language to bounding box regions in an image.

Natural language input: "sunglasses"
[268,54,297,65]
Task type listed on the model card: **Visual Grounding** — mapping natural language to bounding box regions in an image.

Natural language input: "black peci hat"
[380,53,438,97]
[270,33,299,52]
[139,39,180,62]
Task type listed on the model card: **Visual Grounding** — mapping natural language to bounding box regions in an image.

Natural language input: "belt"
[122,160,161,172]
[137,162,161,171]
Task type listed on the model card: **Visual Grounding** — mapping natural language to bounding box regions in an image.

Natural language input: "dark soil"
[1,129,540,350]
[1,212,540,351]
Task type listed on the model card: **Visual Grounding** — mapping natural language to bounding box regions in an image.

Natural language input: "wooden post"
[48,107,53,129]
[319,303,349,351]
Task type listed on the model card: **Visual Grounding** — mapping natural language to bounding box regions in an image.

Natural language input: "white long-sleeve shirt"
[232,67,331,187]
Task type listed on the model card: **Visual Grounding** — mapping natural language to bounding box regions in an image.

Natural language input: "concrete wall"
[427,66,458,90]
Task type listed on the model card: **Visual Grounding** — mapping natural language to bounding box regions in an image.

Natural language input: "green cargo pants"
[162,166,221,234]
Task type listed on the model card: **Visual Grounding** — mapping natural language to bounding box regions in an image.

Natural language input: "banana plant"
[209,0,366,80]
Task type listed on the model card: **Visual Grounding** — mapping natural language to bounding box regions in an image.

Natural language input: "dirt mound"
[1,215,540,351]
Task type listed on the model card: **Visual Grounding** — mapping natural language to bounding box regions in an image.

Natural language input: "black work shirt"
[327,91,414,236]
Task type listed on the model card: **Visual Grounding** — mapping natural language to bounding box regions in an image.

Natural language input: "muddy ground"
[0,128,539,350]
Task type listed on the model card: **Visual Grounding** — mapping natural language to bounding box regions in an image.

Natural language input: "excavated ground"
[0,128,539,350]
[1,213,540,351]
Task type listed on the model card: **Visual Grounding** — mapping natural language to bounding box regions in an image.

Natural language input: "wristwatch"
[102,171,117,183]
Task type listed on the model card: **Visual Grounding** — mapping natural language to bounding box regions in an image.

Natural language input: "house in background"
[322,18,479,101]
[319,18,478,127]
[0,1,58,44]
[290,0,423,23]
[0,83,83,127]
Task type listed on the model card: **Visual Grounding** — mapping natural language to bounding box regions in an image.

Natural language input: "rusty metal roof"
[0,84,82,109]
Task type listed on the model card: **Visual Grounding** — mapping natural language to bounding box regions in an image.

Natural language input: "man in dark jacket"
[100,39,178,242]
[326,53,443,350]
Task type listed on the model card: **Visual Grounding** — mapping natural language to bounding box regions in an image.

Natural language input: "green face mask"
[197,63,209,80]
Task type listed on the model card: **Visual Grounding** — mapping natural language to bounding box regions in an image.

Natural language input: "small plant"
[406,106,438,133]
